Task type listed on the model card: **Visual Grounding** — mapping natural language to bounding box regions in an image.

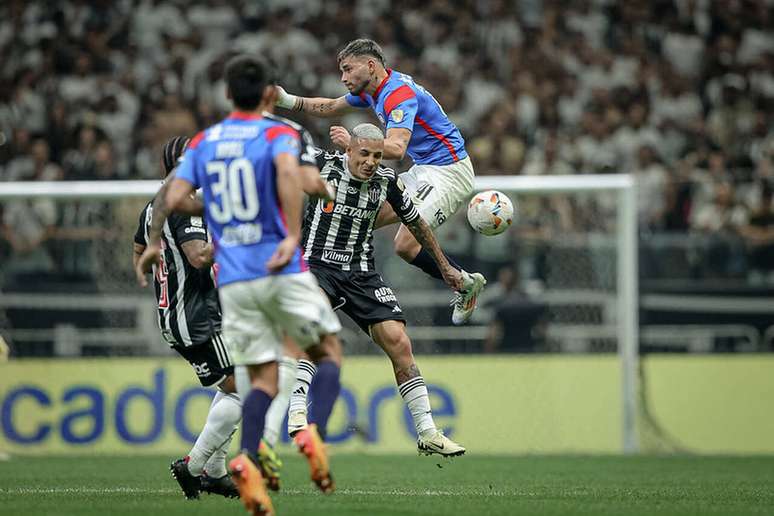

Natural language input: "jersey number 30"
[206,158,260,224]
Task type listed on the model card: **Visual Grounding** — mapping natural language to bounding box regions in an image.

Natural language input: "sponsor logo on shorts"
[434,208,447,226]
[192,362,211,377]
[184,226,206,234]
[374,286,398,304]
[322,249,353,264]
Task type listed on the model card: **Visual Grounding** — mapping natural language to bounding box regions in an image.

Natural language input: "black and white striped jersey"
[301,150,420,272]
[134,203,221,347]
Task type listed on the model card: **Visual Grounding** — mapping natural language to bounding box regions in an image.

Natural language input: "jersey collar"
[227,111,263,120]
[372,69,393,101]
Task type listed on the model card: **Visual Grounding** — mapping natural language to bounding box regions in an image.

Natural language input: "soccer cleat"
[417,430,466,457]
[294,424,335,494]
[229,453,274,516]
[451,271,487,325]
[287,410,308,437]
[170,458,201,500]
[200,472,239,498]
[258,439,282,492]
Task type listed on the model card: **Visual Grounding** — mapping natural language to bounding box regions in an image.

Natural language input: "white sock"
[187,391,242,476]
[262,356,298,447]
[288,359,316,416]
[203,431,235,478]
[398,376,436,436]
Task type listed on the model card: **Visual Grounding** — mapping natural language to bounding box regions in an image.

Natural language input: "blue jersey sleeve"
[267,125,301,160]
[175,132,204,188]
[345,93,369,108]
[383,86,417,131]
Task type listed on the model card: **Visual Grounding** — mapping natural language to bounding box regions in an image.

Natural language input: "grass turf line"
[1,455,773,516]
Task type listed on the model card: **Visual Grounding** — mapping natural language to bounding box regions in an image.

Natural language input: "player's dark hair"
[162,136,190,177]
[337,39,386,67]
[224,54,277,110]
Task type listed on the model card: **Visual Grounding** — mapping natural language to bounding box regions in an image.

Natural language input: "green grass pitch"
[1,454,773,515]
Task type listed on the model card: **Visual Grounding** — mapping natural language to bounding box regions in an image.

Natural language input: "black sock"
[409,248,462,280]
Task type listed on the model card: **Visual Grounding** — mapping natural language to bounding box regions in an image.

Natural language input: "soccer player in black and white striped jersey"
[288,123,466,457]
[133,136,240,500]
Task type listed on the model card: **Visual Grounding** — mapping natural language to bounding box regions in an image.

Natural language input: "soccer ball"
[466,190,515,236]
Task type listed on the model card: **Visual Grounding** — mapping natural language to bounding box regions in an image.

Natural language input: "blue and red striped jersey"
[175,112,305,286]
[345,69,467,166]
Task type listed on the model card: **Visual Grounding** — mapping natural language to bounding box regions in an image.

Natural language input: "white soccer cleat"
[287,410,308,437]
[451,271,487,325]
[417,430,466,457]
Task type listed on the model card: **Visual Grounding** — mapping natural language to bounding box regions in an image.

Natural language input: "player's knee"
[385,330,413,361]
[306,334,342,367]
[219,375,237,394]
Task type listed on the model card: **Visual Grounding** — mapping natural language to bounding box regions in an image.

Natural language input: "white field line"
[0,487,511,497]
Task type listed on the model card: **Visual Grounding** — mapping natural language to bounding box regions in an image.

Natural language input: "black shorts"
[311,263,406,334]
[172,332,234,387]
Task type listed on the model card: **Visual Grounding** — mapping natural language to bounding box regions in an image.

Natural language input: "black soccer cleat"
[170,458,202,500]
[201,472,239,499]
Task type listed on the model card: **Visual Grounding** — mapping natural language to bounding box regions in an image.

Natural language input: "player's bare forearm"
[406,217,463,290]
[181,240,214,269]
[132,243,145,269]
[148,181,171,246]
[407,218,449,269]
[383,128,411,160]
[293,96,351,118]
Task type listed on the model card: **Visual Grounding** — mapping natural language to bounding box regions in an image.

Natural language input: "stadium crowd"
[1,0,773,282]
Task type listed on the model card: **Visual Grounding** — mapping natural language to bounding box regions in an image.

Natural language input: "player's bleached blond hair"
[351,123,384,142]
[337,39,386,67]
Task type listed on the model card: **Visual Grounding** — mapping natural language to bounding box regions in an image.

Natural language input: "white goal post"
[0,174,640,453]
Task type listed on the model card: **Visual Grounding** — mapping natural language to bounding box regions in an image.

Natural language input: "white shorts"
[399,156,475,228]
[219,271,342,366]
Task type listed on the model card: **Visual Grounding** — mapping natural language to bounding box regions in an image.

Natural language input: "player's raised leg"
[369,320,465,457]
[392,223,486,325]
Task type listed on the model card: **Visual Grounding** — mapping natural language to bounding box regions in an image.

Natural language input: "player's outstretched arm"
[276,86,353,118]
[406,217,463,291]
[134,180,172,286]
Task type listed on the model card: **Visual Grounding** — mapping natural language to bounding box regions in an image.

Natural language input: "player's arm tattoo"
[148,179,172,246]
[406,217,451,271]
[394,363,422,385]
[181,239,213,269]
[297,96,349,117]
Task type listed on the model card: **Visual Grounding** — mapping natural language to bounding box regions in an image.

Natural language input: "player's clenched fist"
[330,126,351,149]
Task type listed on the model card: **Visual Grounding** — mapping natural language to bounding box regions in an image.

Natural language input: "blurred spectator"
[483,267,547,353]
[738,182,774,278]
[0,0,771,285]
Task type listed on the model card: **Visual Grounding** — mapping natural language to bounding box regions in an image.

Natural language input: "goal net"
[0,176,639,453]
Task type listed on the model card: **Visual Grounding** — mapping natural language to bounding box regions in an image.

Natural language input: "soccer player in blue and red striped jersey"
[137,54,341,513]
[276,38,487,325]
